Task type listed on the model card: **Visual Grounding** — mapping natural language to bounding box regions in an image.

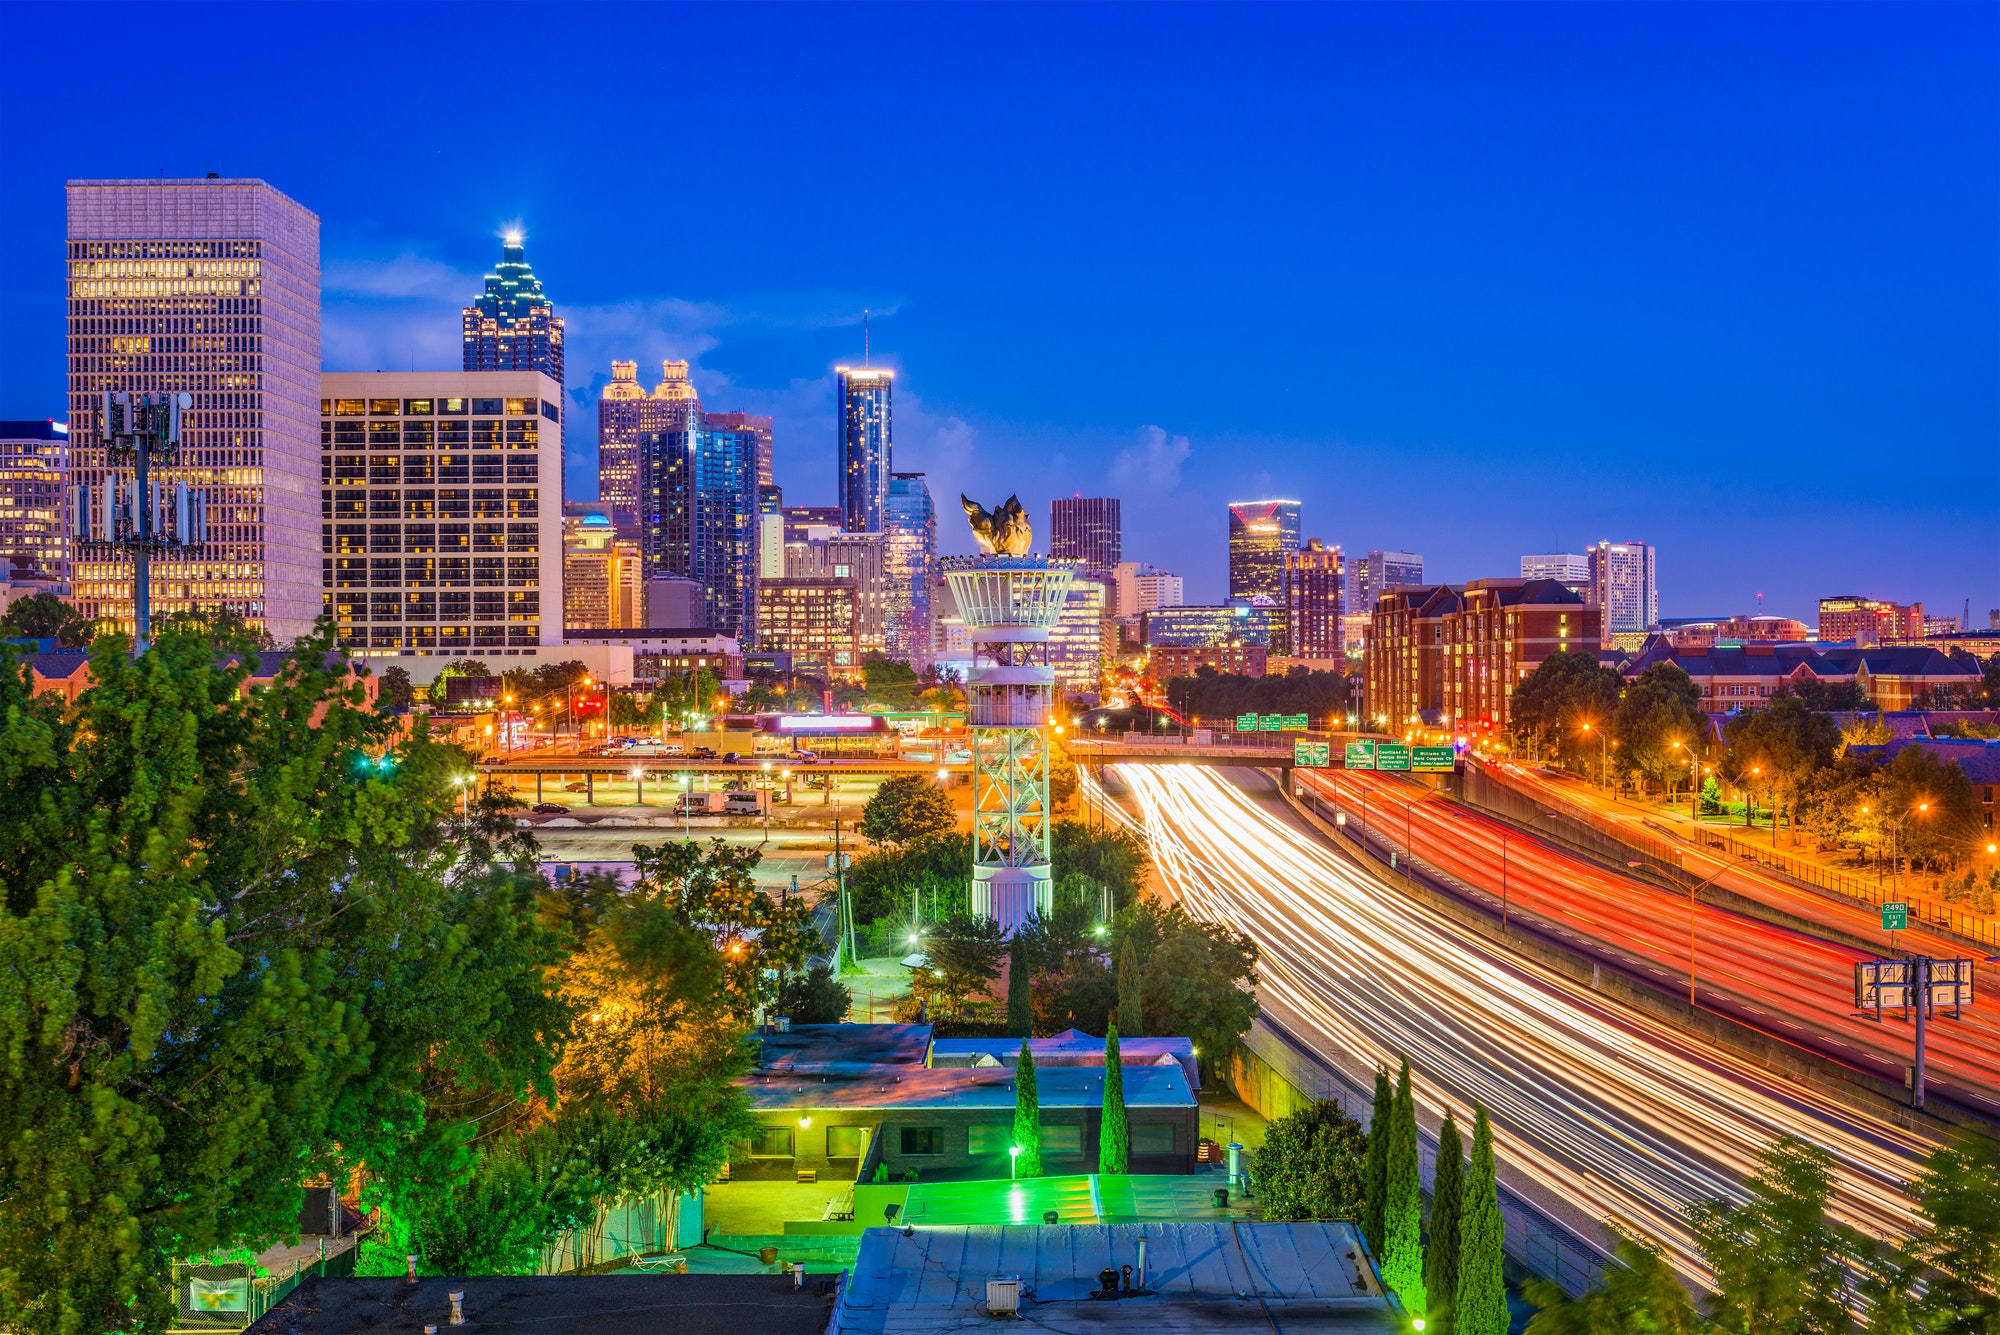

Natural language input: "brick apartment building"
[1367,579,1600,734]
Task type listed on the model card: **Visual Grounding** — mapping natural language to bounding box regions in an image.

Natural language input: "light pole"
[1627,857,1728,1009]
[631,767,644,807]
[1009,1145,1022,1180]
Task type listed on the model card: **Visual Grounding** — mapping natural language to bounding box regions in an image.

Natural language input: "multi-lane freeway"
[1105,763,1942,1285]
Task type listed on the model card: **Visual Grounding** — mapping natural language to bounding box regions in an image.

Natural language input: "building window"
[967,1125,1011,1155]
[1131,1123,1176,1155]
[899,1126,944,1156]
[1043,1125,1083,1156]
[827,1126,863,1158]
[751,1127,794,1158]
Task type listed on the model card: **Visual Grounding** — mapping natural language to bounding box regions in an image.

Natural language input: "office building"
[1588,540,1658,648]
[1817,595,1926,646]
[598,358,701,527]
[836,366,892,534]
[462,234,564,384]
[782,504,842,542]
[1142,602,1281,649]
[640,423,760,646]
[757,512,786,580]
[1446,579,1598,735]
[788,530,888,657]
[0,420,68,578]
[1110,562,1184,618]
[1353,550,1425,617]
[1227,499,1301,601]
[562,511,641,629]
[1520,553,1589,592]
[1047,574,1110,696]
[1283,539,1345,659]
[321,372,565,657]
[643,576,704,629]
[704,411,773,488]
[1150,641,1268,680]
[756,577,860,676]
[1050,495,1121,574]
[884,472,937,666]
[67,177,324,641]
[1661,615,1809,648]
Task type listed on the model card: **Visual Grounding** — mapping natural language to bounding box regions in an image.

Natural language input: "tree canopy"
[1163,666,1353,723]
[1255,1099,1368,1224]
[0,590,95,648]
[861,773,957,848]
[1508,651,1623,764]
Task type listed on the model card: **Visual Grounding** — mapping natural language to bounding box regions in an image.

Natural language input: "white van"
[724,791,768,815]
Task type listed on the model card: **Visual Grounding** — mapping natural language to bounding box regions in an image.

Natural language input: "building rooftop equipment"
[929,1028,1200,1089]
[741,1062,1196,1113]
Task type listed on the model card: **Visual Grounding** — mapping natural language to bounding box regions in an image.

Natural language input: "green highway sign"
[1412,746,1456,771]
[1280,713,1308,730]
[1294,740,1331,767]
[1344,740,1376,769]
[1376,743,1412,771]
[1243,712,1311,732]
[1881,902,1908,931]
[1237,713,1259,731]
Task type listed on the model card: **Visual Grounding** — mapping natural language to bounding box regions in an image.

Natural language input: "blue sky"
[1,2,1993,622]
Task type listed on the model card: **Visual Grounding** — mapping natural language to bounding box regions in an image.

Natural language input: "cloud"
[324,253,478,301]
[1111,424,1192,492]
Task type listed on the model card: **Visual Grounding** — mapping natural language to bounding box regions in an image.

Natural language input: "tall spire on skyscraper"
[462,232,565,384]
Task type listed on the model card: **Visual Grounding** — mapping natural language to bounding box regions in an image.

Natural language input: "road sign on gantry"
[1411,746,1454,771]
[1344,740,1376,769]
[1294,740,1330,767]
[1881,902,1908,931]
[1375,743,1412,771]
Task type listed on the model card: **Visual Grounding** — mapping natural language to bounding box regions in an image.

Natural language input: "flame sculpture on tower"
[948,495,1079,935]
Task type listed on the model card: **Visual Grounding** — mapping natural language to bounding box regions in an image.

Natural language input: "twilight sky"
[1,3,1994,623]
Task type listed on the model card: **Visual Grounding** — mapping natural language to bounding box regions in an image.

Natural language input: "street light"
[1009,1145,1022,1180]
[1626,857,1728,1009]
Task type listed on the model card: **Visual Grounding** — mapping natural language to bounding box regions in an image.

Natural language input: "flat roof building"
[0,420,67,580]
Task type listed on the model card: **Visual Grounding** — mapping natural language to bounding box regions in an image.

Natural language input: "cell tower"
[70,391,207,647]
[942,551,1080,934]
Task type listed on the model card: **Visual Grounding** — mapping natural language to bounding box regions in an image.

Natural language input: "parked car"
[786,749,817,762]
[563,781,588,792]
[722,751,741,762]
[530,803,570,815]
[691,746,719,759]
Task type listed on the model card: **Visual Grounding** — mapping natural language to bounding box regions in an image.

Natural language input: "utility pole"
[72,391,206,650]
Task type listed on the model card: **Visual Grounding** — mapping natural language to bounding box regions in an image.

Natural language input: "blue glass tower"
[640,425,759,643]
[463,234,565,384]
[884,471,936,665]
[836,366,892,533]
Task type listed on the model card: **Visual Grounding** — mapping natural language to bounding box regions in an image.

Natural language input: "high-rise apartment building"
[0,420,69,578]
[599,359,701,526]
[1588,540,1658,648]
[1283,539,1345,659]
[1446,579,1598,733]
[1520,553,1589,592]
[1227,499,1302,601]
[640,424,760,646]
[67,177,324,641]
[836,367,892,533]
[782,504,843,541]
[1354,550,1425,617]
[563,511,642,629]
[1818,595,1926,646]
[1050,495,1121,573]
[704,411,773,488]
[462,235,564,384]
[884,472,937,666]
[789,530,889,657]
[321,372,565,657]
[757,576,860,675]
[1111,562,1184,618]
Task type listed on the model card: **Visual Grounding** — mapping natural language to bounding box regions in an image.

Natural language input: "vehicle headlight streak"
[1096,764,1933,1286]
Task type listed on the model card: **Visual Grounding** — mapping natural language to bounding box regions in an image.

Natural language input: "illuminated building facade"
[789,531,888,657]
[640,423,760,645]
[1141,602,1280,649]
[1520,553,1589,593]
[563,511,642,628]
[1446,579,1596,733]
[1050,495,1121,574]
[1047,574,1110,695]
[0,421,69,578]
[1588,540,1658,649]
[884,472,937,666]
[1227,499,1300,602]
[704,411,774,487]
[836,367,892,533]
[66,177,324,640]
[321,372,565,658]
[1111,562,1183,617]
[462,235,564,384]
[599,359,701,527]
[1353,550,1426,616]
[756,576,860,675]
[1365,584,1461,730]
[1817,595,1926,646]
[1283,539,1345,659]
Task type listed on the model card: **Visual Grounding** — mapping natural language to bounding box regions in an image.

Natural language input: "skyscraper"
[641,424,760,643]
[884,472,937,666]
[1050,495,1121,573]
[1227,499,1301,601]
[1588,540,1658,647]
[66,177,324,641]
[599,359,700,527]
[836,367,892,533]
[704,411,774,487]
[1520,553,1589,593]
[462,234,564,384]
[1357,550,1426,614]
[0,420,68,579]
[1283,539,1345,659]
[788,530,889,658]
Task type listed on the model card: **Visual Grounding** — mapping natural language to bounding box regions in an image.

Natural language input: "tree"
[1720,691,1839,841]
[1522,1232,1701,1335]
[1424,1112,1465,1335]
[1116,901,1258,1072]
[1163,665,1353,724]
[1686,1135,1852,1335]
[1905,1128,1999,1334]
[914,913,1006,1021]
[1508,651,1622,767]
[861,773,957,848]
[1048,737,1079,811]
[1098,1023,1129,1174]
[0,626,564,1334]
[1006,932,1032,1038]
[1051,820,1151,914]
[151,605,275,650]
[1021,901,1118,1037]
[378,664,416,712]
[1117,936,1145,1037]
[1455,1105,1508,1335]
[0,590,92,647]
[1363,1068,1393,1256]
[1253,1099,1367,1223]
[1381,1058,1426,1317]
[630,839,816,1018]
[1613,663,1708,798]
[860,654,921,706]
[1012,1042,1042,1177]
[774,964,852,1025]
[1877,745,1982,872]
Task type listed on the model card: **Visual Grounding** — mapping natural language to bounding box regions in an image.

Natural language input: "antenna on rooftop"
[863,309,870,367]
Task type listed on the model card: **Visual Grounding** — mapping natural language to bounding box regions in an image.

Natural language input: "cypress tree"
[1006,932,1031,1037]
[1012,1041,1043,1178]
[1424,1111,1465,1335]
[1363,1067,1393,1256]
[1117,937,1144,1037]
[1098,1022,1129,1175]
[1455,1104,1508,1335]
[1380,1058,1427,1316]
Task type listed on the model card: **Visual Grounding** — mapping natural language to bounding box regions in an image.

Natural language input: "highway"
[1296,766,2000,1117]
[1105,763,1940,1284]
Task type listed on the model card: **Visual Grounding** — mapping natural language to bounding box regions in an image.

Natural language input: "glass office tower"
[885,471,937,667]
[640,424,759,643]
[836,366,892,533]
[1227,499,1302,601]
[462,235,565,384]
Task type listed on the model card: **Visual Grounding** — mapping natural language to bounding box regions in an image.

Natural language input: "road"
[1296,766,2000,1118]
[1106,763,1939,1284]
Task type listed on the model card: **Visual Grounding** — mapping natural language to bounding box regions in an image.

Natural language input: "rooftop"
[741,1063,1197,1112]
[248,1275,833,1335]
[757,1023,934,1073]
[929,1028,1200,1089]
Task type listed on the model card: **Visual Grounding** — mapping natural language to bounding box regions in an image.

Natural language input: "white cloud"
[1111,424,1192,492]
[324,253,477,301]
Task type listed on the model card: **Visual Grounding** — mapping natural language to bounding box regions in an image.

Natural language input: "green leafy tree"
[1686,1134,1852,1335]
[912,913,1006,1021]
[1006,932,1032,1037]
[1051,819,1151,914]
[1720,691,1839,839]
[1012,1042,1042,1177]
[845,832,973,926]
[1363,1068,1393,1255]
[1455,1105,1508,1335]
[861,773,957,847]
[1117,936,1145,1037]
[1613,662,1708,798]
[0,590,93,647]
[1424,1112,1465,1335]
[630,839,815,1018]
[0,625,563,1334]
[378,664,416,712]
[1508,650,1622,767]
[1098,1023,1129,1174]
[1877,744,1982,872]
[1021,900,1118,1037]
[859,654,921,706]
[1522,1231,1702,1335]
[1163,665,1354,724]
[1116,901,1258,1072]
[1381,1058,1426,1316]
[774,963,851,1025]
[1906,1128,2000,1334]
[1252,1099,1367,1223]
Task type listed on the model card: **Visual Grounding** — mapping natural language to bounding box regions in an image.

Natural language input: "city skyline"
[1,5,1993,624]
